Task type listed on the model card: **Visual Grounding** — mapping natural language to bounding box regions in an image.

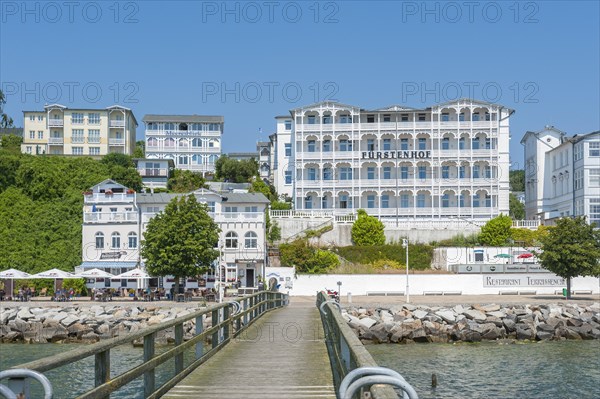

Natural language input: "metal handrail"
[0,384,17,399]
[5,292,288,399]
[339,367,417,399]
[319,299,341,315]
[0,369,53,399]
[344,376,419,399]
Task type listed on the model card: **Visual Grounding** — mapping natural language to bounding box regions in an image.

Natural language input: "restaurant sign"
[483,275,566,287]
[100,251,127,260]
[361,150,431,160]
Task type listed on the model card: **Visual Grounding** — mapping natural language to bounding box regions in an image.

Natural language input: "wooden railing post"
[223,306,230,341]
[95,349,110,398]
[212,308,219,349]
[143,332,156,397]
[195,314,204,359]
[243,298,249,326]
[174,323,184,374]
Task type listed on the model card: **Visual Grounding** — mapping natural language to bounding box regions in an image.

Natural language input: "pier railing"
[317,291,410,399]
[5,292,288,399]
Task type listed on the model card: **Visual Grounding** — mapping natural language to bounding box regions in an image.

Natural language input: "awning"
[80,262,138,269]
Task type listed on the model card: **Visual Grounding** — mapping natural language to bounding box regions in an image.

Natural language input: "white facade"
[144,114,224,174]
[271,115,294,200]
[133,158,174,190]
[21,104,137,156]
[273,99,512,222]
[523,128,600,225]
[80,181,270,289]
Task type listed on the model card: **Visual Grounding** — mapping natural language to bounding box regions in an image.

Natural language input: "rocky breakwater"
[344,303,600,344]
[0,305,210,344]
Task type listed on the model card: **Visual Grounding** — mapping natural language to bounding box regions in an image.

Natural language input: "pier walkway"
[163,302,335,398]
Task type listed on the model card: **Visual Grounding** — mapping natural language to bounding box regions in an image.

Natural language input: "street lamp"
[337,281,342,301]
[403,238,409,303]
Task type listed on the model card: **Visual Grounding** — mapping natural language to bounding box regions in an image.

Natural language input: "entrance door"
[246,269,255,288]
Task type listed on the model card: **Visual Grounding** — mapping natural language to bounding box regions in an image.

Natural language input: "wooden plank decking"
[163,303,336,398]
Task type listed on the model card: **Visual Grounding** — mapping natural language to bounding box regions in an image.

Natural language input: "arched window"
[95,232,104,249]
[245,231,258,248]
[225,232,238,248]
[128,232,138,249]
[111,232,121,249]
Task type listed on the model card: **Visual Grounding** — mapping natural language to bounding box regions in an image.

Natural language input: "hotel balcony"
[142,212,264,225]
[109,120,126,128]
[84,211,138,223]
[84,193,136,204]
[138,168,169,177]
[48,137,64,145]
[296,120,495,133]
[48,119,64,127]
[109,138,125,146]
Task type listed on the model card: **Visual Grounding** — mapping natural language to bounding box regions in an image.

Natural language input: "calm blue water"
[367,341,600,399]
[0,343,201,398]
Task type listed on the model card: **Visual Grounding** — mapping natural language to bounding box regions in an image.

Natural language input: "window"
[339,195,351,209]
[459,137,465,150]
[367,115,375,123]
[111,232,121,249]
[26,146,32,154]
[323,168,332,180]
[307,115,316,124]
[367,195,376,208]
[574,169,584,190]
[459,166,466,178]
[367,139,375,151]
[285,120,292,130]
[590,198,600,226]
[340,167,352,180]
[485,138,491,149]
[304,196,313,209]
[381,195,389,208]
[472,138,480,150]
[383,166,391,179]
[473,195,480,207]
[88,129,100,143]
[285,171,292,184]
[323,140,331,152]
[401,194,409,208]
[322,197,329,209]
[72,129,84,143]
[418,138,427,150]
[245,232,258,248]
[224,206,238,213]
[441,113,449,122]
[590,142,600,157]
[307,168,317,181]
[418,114,426,121]
[574,143,583,161]
[206,201,216,213]
[485,195,492,207]
[442,194,449,208]
[400,138,409,150]
[178,156,189,165]
[339,139,352,151]
[128,232,137,249]
[95,232,104,249]
[307,140,316,152]
[459,113,465,122]
[418,166,427,179]
[401,166,409,180]
[29,115,35,121]
[473,165,480,179]
[417,194,425,208]
[590,169,600,186]
[72,113,84,124]
[367,167,375,180]
[472,113,480,121]
[88,113,100,124]
[383,138,391,150]
[339,115,352,123]
[38,131,44,139]
[323,115,332,124]
[29,130,35,139]
[89,147,100,156]
[485,166,492,179]
[244,206,258,213]
[442,166,449,179]
[225,232,238,248]
[401,114,409,122]
[72,147,83,155]
[459,194,465,207]
[285,144,291,157]
[441,138,450,150]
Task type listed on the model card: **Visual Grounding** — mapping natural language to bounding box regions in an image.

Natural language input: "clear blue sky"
[2,0,599,168]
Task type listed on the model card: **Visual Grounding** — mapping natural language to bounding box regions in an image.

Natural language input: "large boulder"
[463,310,487,322]
[435,310,455,324]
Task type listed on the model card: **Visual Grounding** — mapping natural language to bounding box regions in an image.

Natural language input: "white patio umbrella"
[30,268,77,293]
[0,268,31,298]
[111,268,150,289]
[79,268,114,289]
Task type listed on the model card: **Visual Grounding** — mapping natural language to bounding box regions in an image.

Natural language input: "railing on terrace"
[84,193,135,203]
[142,212,264,225]
[512,220,541,229]
[83,212,138,223]
[5,292,288,399]
[48,137,64,144]
[109,120,125,128]
[48,119,64,127]
[316,292,413,399]
[109,138,125,146]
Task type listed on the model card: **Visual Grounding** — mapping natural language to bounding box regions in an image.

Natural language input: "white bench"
[499,291,519,295]
[366,291,404,296]
[423,291,443,296]
[443,291,462,296]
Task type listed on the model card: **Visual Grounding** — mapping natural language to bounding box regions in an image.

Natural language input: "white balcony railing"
[48,119,64,127]
[109,138,125,145]
[142,212,264,225]
[512,220,541,229]
[48,137,64,144]
[109,120,125,128]
[145,130,221,137]
[87,137,101,144]
[84,193,136,203]
[84,212,138,223]
[72,137,85,144]
[139,168,168,177]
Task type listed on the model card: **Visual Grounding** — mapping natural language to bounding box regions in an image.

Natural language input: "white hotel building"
[144,115,224,174]
[522,127,600,225]
[272,99,513,222]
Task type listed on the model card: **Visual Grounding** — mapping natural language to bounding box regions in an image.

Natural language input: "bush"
[435,233,480,247]
[335,243,433,270]
[479,214,512,246]
[351,209,385,246]
[279,239,339,274]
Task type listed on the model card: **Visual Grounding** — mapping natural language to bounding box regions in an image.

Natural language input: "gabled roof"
[520,125,566,145]
[569,130,600,144]
[44,103,67,109]
[290,101,362,113]
[433,98,511,112]
[372,104,419,112]
[107,105,138,126]
[89,179,129,190]
[222,192,270,204]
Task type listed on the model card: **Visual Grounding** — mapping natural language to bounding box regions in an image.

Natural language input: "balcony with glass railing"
[83,211,138,223]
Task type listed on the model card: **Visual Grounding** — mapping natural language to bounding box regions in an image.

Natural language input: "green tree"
[133,140,145,158]
[537,216,600,299]
[168,169,207,193]
[279,239,339,273]
[141,195,220,296]
[509,193,525,219]
[267,220,281,243]
[100,153,135,169]
[270,201,291,210]
[351,209,385,246]
[250,178,277,202]
[109,165,143,192]
[215,155,258,182]
[479,214,513,246]
[1,134,22,152]
[0,90,14,128]
[509,170,525,192]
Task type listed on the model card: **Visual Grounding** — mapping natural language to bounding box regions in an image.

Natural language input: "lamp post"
[337,281,342,302]
[403,238,409,303]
